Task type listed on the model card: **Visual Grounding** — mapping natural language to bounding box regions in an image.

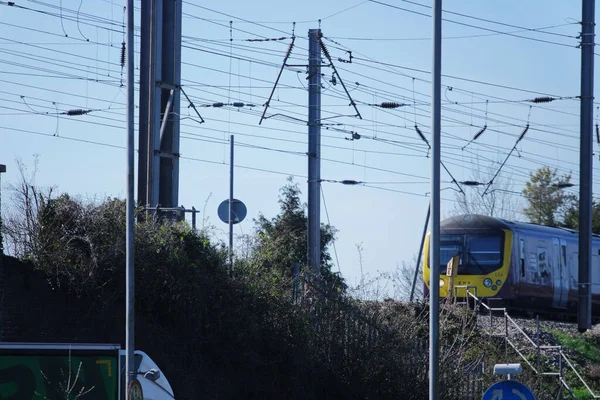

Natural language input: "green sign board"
[0,354,119,400]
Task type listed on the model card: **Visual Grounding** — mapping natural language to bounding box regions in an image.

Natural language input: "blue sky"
[0,0,597,297]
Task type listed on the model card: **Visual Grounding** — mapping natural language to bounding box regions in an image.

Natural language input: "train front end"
[423,214,513,300]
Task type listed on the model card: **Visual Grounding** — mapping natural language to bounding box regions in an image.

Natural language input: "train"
[422,214,600,317]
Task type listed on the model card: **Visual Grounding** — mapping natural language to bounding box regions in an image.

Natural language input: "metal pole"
[0,165,5,256]
[192,206,197,232]
[430,0,442,398]
[229,135,234,271]
[137,0,150,213]
[308,28,322,276]
[171,0,182,209]
[149,0,163,211]
[578,0,595,334]
[125,0,135,396]
[411,202,430,302]
[158,0,182,209]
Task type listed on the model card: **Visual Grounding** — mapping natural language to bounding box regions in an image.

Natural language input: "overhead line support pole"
[411,202,430,302]
[308,29,322,276]
[229,135,234,272]
[138,0,182,216]
[430,0,442,399]
[578,0,595,333]
[158,0,182,209]
[125,0,135,396]
[137,0,150,215]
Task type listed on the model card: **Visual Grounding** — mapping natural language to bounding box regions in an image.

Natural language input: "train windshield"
[438,233,504,275]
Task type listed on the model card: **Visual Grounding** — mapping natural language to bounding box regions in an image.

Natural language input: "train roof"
[440,214,600,238]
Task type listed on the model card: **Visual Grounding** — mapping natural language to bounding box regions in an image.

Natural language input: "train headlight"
[496,280,502,286]
[483,278,492,288]
[439,279,445,287]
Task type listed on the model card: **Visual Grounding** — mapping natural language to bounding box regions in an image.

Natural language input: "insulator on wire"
[340,180,360,185]
[379,102,404,109]
[212,102,224,108]
[460,180,484,186]
[531,97,554,103]
[319,40,331,60]
[472,125,488,141]
[232,102,245,107]
[120,41,126,67]
[415,125,430,147]
[517,124,529,143]
[65,109,91,116]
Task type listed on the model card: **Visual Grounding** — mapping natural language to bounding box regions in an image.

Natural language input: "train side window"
[561,245,567,267]
[520,239,525,278]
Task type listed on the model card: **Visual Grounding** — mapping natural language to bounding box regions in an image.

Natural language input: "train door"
[552,238,568,308]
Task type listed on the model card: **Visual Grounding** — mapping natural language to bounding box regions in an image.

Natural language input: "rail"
[454,286,600,399]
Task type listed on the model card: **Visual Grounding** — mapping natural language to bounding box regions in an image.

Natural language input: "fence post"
[536,314,540,371]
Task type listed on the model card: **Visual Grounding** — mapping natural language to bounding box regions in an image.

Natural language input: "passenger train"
[423,214,600,317]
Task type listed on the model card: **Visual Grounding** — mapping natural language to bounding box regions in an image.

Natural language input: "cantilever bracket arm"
[318,37,362,120]
[482,124,529,197]
[259,36,296,125]
[179,86,205,124]
[159,89,175,144]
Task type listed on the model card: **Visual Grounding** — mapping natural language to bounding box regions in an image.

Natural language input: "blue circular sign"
[482,380,535,400]
[217,198,247,224]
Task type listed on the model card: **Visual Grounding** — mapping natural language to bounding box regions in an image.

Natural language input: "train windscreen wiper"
[467,251,486,274]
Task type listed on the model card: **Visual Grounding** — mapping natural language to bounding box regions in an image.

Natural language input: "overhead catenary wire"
[259,35,296,124]
[0,55,580,195]
[4,77,588,189]
[395,0,576,39]
[0,123,536,218]
[5,1,584,103]
[1,39,592,184]
[368,0,577,49]
[481,106,532,197]
[462,99,488,150]
[3,3,598,198]
[318,35,362,119]
[1,82,592,200]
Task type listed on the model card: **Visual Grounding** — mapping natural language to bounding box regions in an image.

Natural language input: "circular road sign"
[482,380,535,400]
[128,378,143,400]
[217,198,247,224]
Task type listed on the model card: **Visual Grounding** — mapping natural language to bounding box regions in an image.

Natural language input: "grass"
[549,329,600,364]
[572,387,596,399]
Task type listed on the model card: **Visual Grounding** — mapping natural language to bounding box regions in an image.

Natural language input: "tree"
[522,166,575,227]
[2,156,56,259]
[393,255,423,301]
[560,199,600,233]
[250,176,345,291]
[451,163,520,220]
